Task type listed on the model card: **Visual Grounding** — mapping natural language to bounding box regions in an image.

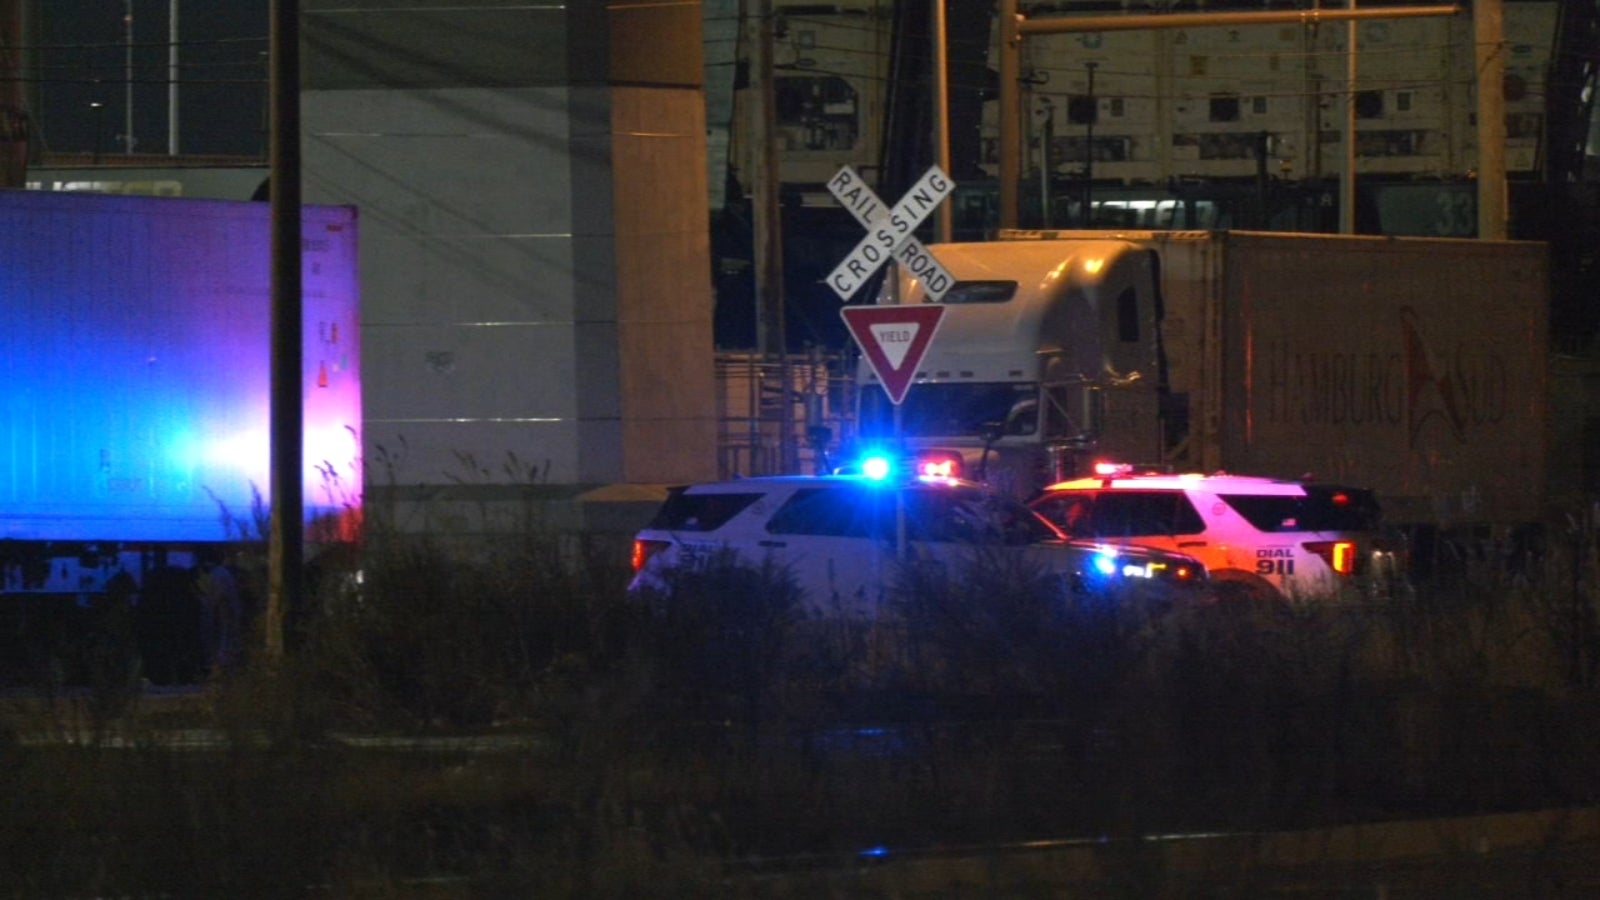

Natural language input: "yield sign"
[840,304,947,405]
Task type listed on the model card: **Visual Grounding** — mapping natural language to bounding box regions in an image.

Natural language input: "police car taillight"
[632,539,670,572]
[916,450,963,479]
[1303,540,1357,575]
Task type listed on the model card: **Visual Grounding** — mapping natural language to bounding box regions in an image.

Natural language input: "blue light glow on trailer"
[0,190,361,542]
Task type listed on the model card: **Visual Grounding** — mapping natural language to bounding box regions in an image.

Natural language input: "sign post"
[840,304,946,560]
[829,165,956,553]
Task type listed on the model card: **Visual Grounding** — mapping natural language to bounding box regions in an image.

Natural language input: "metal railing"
[715,349,856,479]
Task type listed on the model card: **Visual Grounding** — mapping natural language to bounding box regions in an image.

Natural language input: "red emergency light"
[915,450,964,480]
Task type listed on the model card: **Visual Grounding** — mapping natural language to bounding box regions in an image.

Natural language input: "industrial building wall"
[296,0,715,513]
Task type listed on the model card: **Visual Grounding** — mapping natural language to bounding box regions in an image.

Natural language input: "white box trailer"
[0,189,362,548]
[0,189,360,683]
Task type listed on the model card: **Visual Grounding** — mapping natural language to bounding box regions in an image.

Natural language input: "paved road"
[728,807,1600,897]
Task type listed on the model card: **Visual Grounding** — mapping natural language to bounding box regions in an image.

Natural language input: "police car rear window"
[1083,491,1206,537]
[766,488,882,538]
[766,485,1058,544]
[1219,487,1379,533]
[646,489,763,532]
[763,487,955,540]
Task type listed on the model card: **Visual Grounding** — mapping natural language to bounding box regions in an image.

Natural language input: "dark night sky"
[37,1,268,157]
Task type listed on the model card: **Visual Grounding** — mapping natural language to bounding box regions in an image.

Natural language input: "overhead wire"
[710,3,1557,184]
[16,33,271,89]
[733,10,1555,106]
[22,4,1566,151]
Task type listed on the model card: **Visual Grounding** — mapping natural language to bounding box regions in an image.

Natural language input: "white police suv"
[1029,463,1401,601]
[629,466,1206,617]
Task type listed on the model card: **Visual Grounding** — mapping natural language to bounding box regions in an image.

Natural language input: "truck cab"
[851,237,1165,498]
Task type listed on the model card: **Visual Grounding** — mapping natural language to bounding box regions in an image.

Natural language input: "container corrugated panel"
[1215,231,1549,527]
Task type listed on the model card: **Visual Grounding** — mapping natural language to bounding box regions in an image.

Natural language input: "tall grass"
[2,515,1598,895]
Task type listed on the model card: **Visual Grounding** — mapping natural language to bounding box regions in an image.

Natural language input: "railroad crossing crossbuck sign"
[826,165,955,302]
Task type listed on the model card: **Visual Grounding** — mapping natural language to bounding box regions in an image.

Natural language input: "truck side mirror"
[977,421,1005,482]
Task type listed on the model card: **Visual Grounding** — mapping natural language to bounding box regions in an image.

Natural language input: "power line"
[20,37,266,53]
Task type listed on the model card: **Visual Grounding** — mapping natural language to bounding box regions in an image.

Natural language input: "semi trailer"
[850,229,1549,532]
[0,189,361,682]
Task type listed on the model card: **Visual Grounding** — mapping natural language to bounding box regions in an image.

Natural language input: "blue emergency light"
[860,453,894,481]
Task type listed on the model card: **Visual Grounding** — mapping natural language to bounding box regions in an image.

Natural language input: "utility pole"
[1341,1,1357,234]
[934,0,952,242]
[1475,0,1507,239]
[998,0,1021,229]
[751,0,791,471]
[0,0,29,187]
[123,0,135,154]
[168,0,179,155]
[1037,96,1052,225]
[267,0,303,661]
[1083,61,1096,226]
[91,101,105,162]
